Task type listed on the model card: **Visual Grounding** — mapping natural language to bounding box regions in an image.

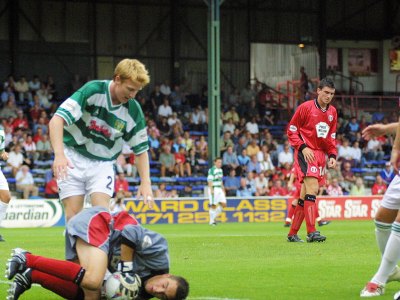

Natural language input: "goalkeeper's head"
[145,274,189,300]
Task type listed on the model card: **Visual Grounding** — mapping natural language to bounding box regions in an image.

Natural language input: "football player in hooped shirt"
[286,77,337,243]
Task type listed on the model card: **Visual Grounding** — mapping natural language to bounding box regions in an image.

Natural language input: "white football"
[103,272,130,300]
[394,290,400,300]
[103,271,141,300]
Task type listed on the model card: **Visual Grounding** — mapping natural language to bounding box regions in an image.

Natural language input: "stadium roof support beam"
[205,0,222,164]
[318,0,327,79]
[8,0,18,75]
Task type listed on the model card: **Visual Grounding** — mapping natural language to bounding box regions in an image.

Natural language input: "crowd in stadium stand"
[0,74,397,199]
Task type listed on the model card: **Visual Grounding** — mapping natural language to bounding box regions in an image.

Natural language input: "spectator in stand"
[3,126,12,148]
[236,177,254,197]
[22,135,37,162]
[341,161,357,194]
[148,129,161,161]
[350,176,366,196]
[352,141,363,167]
[189,105,207,131]
[224,168,241,196]
[167,112,183,129]
[255,172,269,196]
[36,133,52,161]
[147,119,160,137]
[344,116,361,143]
[237,148,250,175]
[220,131,234,155]
[1,86,15,105]
[170,123,184,140]
[182,131,194,152]
[169,84,185,113]
[33,116,49,135]
[12,110,29,132]
[222,145,240,176]
[247,155,262,174]
[365,136,385,162]
[245,116,259,137]
[246,139,260,157]
[155,183,170,198]
[115,153,134,178]
[36,82,52,111]
[159,145,176,177]
[174,146,191,177]
[7,144,24,177]
[280,162,293,181]
[160,79,171,96]
[29,75,41,97]
[3,75,16,90]
[186,148,201,176]
[44,174,59,198]
[223,106,240,125]
[149,84,164,115]
[0,99,18,119]
[15,165,38,199]
[234,136,247,156]
[222,117,236,134]
[114,172,133,200]
[157,97,173,120]
[371,174,387,196]
[278,142,294,167]
[195,135,208,160]
[237,117,247,133]
[29,95,44,122]
[337,138,356,167]
[32,127,44,144]
[380,161,396,185]
[171,136,186,153]
[258,144,275,173]
[269,179,288,196]
[326,178,344,196]
[245,171,258,196]
[240,82,256,110]
[157,116,170,136]
[15,75,31,104]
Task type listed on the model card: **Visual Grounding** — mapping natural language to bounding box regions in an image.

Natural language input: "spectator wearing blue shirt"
[148,130,161,160]
[236,177,254,197]
[380,161,396,185]
[237,149,250,175]
[344,116,360,143]
[247,155,262,174]
[224,169,241,196]
[222,146,240,175]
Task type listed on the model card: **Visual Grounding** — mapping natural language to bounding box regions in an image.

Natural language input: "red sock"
[27,254,85,284]
[32,269,84,300]
[287,204,296,220]
[304,194,317,234]
[288,200,304,236]
[314,199,320,219]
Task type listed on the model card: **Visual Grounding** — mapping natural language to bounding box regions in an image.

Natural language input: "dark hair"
[171,275,189,300]
[318,77,335,89]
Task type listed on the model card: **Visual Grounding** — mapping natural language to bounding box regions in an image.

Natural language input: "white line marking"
[0,279,40,287]
[189,297,250,300]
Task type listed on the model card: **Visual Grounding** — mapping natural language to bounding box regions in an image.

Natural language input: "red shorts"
[294,148,327,185]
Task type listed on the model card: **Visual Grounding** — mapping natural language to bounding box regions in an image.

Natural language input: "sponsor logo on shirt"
[88,120,111,138]
[328,115,333,122]
[114,120,125,132]
[315,122,330,138]
[289,125,297,132]
[331,133,336,139]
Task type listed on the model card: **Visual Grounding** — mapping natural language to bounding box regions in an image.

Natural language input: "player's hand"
[327,157,336,169]
[136,181,154,209]
[362,124,384,141]
[301,147,315,163]
[1,151,8,161]
[53,154,74,180]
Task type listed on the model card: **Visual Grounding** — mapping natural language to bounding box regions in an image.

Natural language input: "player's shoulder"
[79,80,109,96]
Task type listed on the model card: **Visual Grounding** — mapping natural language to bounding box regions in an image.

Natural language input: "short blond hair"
[114,58,150,87]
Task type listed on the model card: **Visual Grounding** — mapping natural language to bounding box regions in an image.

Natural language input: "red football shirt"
[287,99,337,157]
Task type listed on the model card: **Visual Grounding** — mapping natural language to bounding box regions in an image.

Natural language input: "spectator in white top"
[245,116,259,136]
[257,144,275,173]
[337,138,356,167]
[365,136,385,161]
[189,105,207,131]
[28,75,41,96]
[7,144,24,177]
[352,141,362,167]
[222,118,236,134]
[278,143,294,167]
[160,80,172,96]
[167,112,182,128]
[15,165,39,199]
[14,76,31,104]
[157,97,173,119]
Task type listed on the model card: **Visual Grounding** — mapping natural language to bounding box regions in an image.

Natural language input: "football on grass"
[104,271,139,300]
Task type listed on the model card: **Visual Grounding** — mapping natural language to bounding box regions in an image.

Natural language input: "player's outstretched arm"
[390,119,400,173]
[362,122,399,140]
[135,151,154,208]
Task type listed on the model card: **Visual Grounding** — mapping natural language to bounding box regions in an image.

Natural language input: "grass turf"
[0,220,398,299]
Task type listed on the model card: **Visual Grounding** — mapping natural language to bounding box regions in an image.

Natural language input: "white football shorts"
[380,175,400,210]
[58,147,115,200]
[208,187,226,206]
[0,171,9,191]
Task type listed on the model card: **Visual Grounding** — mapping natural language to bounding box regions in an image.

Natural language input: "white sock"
[215,206,223,218]
[372,222,400,284]
[0,200,8,224]
[375,220,392,255]
[209,209,216,224]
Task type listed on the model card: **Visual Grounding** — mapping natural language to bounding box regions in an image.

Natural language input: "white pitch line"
[189,297,250,300]
[166,233,268,237]
[0,280,41,287]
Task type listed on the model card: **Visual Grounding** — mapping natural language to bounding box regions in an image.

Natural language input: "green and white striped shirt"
[55,80,149,161]
[207,166,223,188]
[0,128,5,152]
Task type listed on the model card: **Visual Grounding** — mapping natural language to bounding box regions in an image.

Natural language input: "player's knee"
[81,274,103,290]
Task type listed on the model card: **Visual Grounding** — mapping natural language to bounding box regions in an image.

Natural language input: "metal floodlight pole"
[206,0,222,165]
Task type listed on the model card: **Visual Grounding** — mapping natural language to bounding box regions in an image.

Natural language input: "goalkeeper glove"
[120,273,142,299]
[117,261,134,273]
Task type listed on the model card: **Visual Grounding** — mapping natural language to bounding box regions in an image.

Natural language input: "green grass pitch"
[0,220,399,300]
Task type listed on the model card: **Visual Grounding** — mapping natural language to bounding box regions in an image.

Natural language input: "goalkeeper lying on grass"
[5,207,189,300]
